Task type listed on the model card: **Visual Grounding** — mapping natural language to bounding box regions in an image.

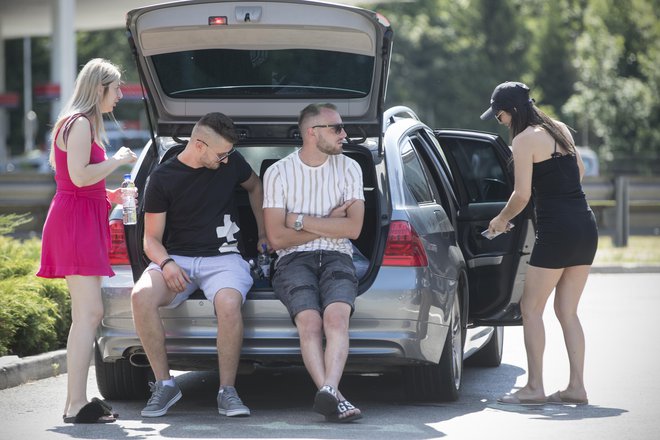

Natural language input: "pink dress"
[37,119,114,278]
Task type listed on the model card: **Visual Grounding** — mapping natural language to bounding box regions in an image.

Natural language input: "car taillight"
[382,220,428,267]
[109,219,130,265]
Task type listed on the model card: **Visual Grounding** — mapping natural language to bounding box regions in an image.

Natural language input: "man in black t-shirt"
[131,112,268,419]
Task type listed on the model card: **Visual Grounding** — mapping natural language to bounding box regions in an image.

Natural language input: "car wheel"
[94,342,151,400]
[465,326,504,367]
[404,290,464,401]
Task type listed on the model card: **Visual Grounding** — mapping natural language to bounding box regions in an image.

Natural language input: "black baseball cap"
[480,81,532,120]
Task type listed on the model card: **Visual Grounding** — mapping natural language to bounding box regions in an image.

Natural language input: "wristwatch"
[294,214,304,231]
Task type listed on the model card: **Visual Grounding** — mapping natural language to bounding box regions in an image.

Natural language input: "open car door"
[434,130,535,326]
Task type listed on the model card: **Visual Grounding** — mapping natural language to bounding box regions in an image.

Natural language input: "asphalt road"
[0,273,658,440]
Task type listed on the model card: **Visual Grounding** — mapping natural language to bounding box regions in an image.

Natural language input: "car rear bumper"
[98,266,456,371]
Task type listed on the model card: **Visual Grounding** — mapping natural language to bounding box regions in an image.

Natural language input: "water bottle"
[120,174,137,225]
[248,259,263,280]
[257,244,271,279]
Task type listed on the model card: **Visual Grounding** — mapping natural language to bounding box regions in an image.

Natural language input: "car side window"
[440,137,509,202]
[410,136,445,204]
[401,139,434,204]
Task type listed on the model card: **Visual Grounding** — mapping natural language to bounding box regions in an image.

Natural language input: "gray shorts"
[272,250,358,319]
[146,253,253,308]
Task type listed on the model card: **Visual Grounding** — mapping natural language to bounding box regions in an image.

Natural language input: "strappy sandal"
[325,400,363,423]
[313,385,339,416]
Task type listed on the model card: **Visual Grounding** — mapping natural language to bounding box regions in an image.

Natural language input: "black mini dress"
[529,146,598,268]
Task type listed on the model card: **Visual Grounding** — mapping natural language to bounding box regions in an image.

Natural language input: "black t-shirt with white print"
[144,151,253,257]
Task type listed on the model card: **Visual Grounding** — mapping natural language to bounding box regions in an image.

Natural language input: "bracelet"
[159,257,175,270]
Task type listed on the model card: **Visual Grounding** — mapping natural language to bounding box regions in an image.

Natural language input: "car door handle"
[467,255,504,268]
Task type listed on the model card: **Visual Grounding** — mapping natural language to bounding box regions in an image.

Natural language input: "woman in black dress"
[481,81,597,405]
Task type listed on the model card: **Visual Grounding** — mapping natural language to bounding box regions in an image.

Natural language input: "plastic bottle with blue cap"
[120,174,137,225]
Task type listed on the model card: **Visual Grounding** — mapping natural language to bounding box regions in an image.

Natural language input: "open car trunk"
[128,140,383,297]
[125,0,393,139]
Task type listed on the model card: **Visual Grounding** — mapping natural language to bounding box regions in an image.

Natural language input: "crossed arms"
[263,199,364,251]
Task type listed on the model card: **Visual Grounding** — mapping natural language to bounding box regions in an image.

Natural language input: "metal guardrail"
[582,176,660,204]
[1,172,659,235]
[0,171,125,233]
[582,176,660,242]
[0,171,127,205]
[0,172,57,207]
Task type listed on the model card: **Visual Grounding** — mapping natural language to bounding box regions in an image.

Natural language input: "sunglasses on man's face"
[312,123,345,134]
[197,139,236,162]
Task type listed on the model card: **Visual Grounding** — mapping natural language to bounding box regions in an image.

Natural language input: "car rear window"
[151,49,374,99]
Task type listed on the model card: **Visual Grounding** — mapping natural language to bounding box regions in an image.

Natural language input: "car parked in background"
[4,124,150,174]
[4,149,51,173]
[577,146,600,177]
[105,126,151,159]
[97,0,534,403]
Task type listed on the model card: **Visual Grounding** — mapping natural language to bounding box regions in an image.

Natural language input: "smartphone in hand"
[481,222,514,240]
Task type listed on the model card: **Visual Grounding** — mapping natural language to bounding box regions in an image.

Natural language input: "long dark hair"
[508,102,576,154]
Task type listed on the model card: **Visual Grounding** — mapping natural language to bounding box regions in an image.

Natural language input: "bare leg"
[295,309,326,389]
[131,270,177,381]
[322,303,351,388]
[297,305,360,420]
[214,288,244,387]
[512,265,563,401]
[553,265,590,402]
[64,275,104,418]
[322,302,360,419]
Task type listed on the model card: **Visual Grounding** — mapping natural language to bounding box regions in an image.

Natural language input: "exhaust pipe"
[128,352,151,367]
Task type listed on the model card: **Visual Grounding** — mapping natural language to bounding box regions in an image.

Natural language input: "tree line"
[4,0,659,175]
[376,0,660,175]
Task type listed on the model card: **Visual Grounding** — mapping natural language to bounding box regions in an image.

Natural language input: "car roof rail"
[383,106,420,133]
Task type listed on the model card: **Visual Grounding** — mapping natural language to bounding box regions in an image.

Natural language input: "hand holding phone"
[481,222,514,240]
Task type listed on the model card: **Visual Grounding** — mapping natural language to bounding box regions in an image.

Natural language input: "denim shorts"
[272,250,358,319]
[145,253,253,308]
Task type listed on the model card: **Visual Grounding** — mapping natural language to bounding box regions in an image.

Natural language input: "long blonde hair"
[49,58,121,170]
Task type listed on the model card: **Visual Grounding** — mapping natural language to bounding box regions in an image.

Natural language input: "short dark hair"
[298,103,338,129]
[198,112,239,144]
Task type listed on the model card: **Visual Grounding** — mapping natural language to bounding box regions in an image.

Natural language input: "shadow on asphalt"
[47,363,627,439]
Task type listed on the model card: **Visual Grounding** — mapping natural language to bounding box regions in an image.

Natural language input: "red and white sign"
[121,83,145,100]
[33,82,145,102]
[0,92,20,108]
[35,83,60,101]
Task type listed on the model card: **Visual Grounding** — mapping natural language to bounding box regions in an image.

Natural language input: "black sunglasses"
[312,123,345,134]
[495,111,505,123]
[197,139,236,162]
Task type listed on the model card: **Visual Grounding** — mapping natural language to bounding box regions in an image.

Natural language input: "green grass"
[594,235,660,265]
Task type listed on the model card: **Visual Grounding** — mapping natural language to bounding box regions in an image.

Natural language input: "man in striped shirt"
[263,103,365,423]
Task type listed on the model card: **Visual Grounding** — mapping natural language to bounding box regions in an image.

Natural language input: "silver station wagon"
[97,0,535,402]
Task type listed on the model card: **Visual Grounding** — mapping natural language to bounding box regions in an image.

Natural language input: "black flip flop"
[325,400,362,423]
[63,400,117,424]
[92,397,119,418]
[313,385,339,416]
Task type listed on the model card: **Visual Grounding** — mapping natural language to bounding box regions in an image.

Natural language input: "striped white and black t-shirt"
[263,150,364,257]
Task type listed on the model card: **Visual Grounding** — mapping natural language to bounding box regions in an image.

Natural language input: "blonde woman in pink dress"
[37,58,137,424]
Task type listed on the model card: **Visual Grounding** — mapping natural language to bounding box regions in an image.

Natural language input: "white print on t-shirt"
[216,214,240,253]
